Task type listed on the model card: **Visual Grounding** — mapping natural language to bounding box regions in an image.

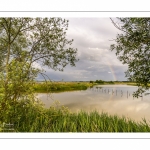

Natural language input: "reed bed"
[43,111,150,132]
[1,99,150,132]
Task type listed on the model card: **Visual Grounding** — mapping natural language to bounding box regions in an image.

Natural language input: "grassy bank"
[0,81,143,94]
[33,82,94,93]
[126,83,137,86]
[42,110,150,132]
[127,83,150,87]
[33,81,138,93]
[1,100,150,132]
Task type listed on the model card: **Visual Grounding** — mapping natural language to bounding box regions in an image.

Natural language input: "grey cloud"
[36,18,128,81]
[66,18,120,50]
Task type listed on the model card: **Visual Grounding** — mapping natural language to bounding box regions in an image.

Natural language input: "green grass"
[32,81,138,93]
[0,81,142,94]
[126,82,150,87]
[126,83,138,86]
[42,111,150,132]
[1,99,150,132]
[33,82,94,93]
[4,81,139,94]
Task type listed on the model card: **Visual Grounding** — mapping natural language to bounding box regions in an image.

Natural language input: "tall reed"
[1,99,150,132]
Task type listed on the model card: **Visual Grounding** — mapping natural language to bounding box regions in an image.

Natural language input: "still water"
[37,85,150,122]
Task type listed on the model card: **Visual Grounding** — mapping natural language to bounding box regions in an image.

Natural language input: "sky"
[36,18,128,81]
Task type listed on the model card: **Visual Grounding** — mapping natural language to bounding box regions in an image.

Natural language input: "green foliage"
[110,18,150,97]
[0,18,78,124]
[0,18,78,71]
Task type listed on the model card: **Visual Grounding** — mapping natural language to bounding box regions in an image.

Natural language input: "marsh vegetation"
[1,99,150,132]
[33,81,93,93]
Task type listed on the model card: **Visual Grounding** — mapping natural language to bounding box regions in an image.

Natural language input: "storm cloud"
[36,18,128,81]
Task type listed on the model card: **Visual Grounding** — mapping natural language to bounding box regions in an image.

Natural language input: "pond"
[36,85,150,122]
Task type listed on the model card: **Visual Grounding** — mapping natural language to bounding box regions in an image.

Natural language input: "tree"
[95,80,104,84]
[110,18,150,97]
[0,18,78,123]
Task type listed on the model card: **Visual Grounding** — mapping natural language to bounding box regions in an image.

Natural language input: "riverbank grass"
[42,110,150,132]
[33,82,94,92]
[2,100,150,132]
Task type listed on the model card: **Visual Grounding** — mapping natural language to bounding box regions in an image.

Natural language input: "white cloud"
[32,62,42,69]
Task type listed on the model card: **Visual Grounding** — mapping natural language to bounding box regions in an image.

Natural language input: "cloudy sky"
[36,18,128,81]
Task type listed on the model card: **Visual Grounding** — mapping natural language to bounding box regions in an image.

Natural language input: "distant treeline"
[89,80,136,84]
[35,80,136,86]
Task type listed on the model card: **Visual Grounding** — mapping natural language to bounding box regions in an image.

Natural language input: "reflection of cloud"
[127,103,149,112]
[108,72,111,73]
[39,88,150,122]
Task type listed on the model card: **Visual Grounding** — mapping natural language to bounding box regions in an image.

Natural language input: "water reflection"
[37,85,150,122]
